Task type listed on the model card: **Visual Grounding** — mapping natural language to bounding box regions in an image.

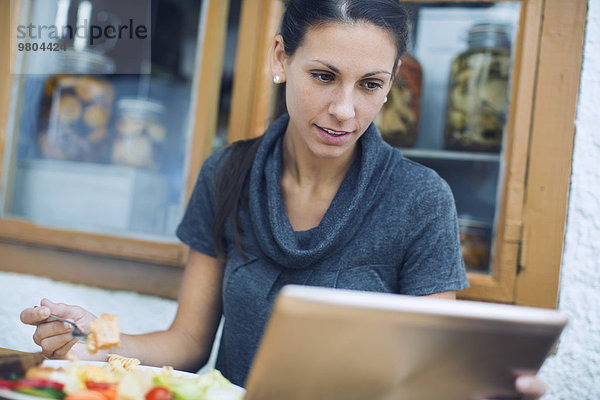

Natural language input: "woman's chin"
[310,144,353,160]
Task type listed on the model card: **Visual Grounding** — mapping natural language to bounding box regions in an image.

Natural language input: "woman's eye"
[362,81,383,91]
[311,72,335,83]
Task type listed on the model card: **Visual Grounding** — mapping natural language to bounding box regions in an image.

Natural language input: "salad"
[0,356,244,400]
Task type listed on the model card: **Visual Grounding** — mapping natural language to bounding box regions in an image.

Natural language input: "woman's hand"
[515,374,547,399]
[20,298,98,359]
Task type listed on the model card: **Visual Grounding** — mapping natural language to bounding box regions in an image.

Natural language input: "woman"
[21,0,546,397]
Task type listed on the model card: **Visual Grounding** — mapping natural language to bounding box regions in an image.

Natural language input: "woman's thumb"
[40,298,72,318]
[40,298,54,307]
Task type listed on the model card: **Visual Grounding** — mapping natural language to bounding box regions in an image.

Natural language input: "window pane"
[2,0,209,242]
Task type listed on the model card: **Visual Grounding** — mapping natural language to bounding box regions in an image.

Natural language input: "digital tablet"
[244,285,567,400]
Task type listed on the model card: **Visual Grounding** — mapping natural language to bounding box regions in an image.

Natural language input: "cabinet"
[0,0,587,307]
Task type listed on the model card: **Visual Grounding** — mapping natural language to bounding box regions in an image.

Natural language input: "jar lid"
[54,49,116,74]
[118,97,165,116]
[467,23,511,50]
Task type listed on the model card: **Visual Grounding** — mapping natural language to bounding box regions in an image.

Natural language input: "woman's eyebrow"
[362,69,392,78]
[310,60,391,77]
[361,70,392,78]
[311,60,340,73]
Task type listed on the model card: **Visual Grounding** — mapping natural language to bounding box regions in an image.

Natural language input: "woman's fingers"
[20,304,51,325]
[22,299,98,359]
[22,299,92,358]
[482,375,546,400]
[40,298,89,321]
[32,320,73,345]
[31,319,76,357]
[20,298,79,326]
[515,375,546,399]
[51,337,79,358]
[35,328,77,357]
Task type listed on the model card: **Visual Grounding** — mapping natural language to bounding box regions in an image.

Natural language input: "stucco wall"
[1,1,599,398]
[538,0,600,398]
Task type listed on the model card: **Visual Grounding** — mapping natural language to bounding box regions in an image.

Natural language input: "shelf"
[458,218,492,229]
[398,148,501,163]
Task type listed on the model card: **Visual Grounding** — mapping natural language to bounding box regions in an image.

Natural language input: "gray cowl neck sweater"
[248,114,399,269]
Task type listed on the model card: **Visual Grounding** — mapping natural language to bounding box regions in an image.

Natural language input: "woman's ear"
[270,34,288,83]
[384,59,402,97]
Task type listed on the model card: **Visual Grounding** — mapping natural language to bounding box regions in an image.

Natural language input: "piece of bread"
[86,314,120,354]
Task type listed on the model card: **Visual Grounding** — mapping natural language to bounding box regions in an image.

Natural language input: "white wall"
[1,0,599,397]
[538,0,600,398]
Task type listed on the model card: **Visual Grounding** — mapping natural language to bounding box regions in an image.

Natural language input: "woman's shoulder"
[388,149,450,193]
[380,149,455,214]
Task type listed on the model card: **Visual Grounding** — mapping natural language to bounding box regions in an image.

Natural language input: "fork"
[48,315,87,341]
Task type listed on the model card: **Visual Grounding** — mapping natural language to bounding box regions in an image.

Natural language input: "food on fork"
[86,314,120,354]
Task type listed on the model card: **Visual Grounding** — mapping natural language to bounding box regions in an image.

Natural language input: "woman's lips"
[321,126,348,136]
[316,124,352,144]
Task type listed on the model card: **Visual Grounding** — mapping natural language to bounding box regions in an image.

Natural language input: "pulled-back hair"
[212,0,409,259]
[281,0,408,72]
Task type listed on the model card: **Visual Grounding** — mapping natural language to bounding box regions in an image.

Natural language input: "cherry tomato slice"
[85,382,114,391]
[145,387,173,400]
[84,381,117,400]
[0,379,16,390]
[14,378,64,390]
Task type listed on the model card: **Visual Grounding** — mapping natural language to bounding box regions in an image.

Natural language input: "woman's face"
[272,22,397,160]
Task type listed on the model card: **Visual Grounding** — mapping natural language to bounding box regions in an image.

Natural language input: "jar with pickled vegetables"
[444,23,512,152]
[377,52,423,147]
[459,220,491,272]
[37,50,115,163]
[111,98,166,170]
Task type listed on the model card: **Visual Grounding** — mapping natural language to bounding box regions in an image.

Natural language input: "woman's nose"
[328,87,355,122]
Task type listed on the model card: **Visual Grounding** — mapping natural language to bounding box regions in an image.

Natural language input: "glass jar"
[111,98,166,170]
[378,52,423,147]
[37,50,115,163]
[459,219,491,272]
[444,23,512,152]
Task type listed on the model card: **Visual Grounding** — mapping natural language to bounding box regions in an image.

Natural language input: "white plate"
[42,359,199,378]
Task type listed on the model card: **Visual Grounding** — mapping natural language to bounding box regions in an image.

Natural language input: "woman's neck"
[281,129,357,189]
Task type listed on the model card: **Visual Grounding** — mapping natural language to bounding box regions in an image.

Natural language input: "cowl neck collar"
[248,114,397,269]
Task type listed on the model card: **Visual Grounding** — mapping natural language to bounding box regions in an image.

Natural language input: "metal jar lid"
[117,97,165,118]
[54,49,116,74]
[467,23,511,50]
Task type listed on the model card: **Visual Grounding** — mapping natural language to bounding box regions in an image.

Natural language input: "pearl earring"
[384,96,388,104]
[273,75,281,84]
